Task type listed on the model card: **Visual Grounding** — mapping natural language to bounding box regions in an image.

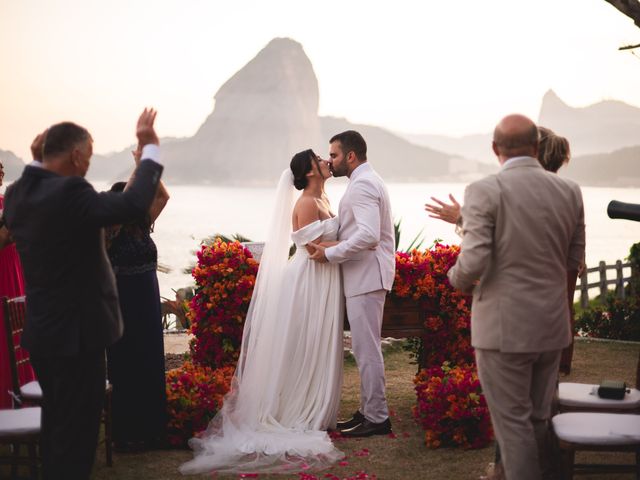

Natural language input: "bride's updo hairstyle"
[290,149,318,191]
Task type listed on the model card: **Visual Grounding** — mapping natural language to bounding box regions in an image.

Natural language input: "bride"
[180,150,345,475]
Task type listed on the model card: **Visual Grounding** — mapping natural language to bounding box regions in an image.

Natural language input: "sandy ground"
[162,332,403,356]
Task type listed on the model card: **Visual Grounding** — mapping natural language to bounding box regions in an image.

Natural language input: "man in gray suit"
[309,130,395,437]
[447,114,585,480]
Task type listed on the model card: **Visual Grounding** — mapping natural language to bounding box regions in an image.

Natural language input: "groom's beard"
[330,163,347,178]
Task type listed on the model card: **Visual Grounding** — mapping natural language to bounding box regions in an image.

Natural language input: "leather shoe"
[336,410,365,431]
[340,418,392,437]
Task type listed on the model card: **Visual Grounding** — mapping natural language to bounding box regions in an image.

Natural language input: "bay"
[92,181,639,300]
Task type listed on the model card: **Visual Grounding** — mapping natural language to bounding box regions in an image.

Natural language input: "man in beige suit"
[447,114,585,480]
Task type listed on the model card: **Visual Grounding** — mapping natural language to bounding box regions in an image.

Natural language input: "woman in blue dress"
[106,145,170,451]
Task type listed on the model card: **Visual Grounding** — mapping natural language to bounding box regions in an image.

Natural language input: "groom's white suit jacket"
[325,162,395,297]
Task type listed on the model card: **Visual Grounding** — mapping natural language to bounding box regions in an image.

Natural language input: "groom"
[309,130,395,437]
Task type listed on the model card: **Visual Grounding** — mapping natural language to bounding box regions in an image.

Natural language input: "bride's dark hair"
[290,149,318,191]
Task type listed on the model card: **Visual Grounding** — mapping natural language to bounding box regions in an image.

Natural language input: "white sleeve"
[141,144,161,165]
[291,220,324,246]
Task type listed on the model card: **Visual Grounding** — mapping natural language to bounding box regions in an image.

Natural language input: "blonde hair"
[538,126,570,173]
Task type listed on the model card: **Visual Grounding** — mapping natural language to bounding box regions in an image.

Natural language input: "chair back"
[2,296,29,402]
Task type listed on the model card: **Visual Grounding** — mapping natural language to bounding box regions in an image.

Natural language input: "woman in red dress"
[0,160,35,408]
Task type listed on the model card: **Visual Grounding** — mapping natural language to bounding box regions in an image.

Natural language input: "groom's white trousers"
[346,289,389,423]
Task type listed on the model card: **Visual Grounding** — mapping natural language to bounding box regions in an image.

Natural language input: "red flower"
[413,362,493,449]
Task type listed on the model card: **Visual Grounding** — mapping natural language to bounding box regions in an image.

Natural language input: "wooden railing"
[576,260,637,308]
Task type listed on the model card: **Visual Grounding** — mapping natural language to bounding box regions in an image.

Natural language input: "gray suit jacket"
[447,157,585,353]
[325,163,395,297]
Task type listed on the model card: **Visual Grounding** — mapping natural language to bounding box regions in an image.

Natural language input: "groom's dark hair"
[330,130,367,161]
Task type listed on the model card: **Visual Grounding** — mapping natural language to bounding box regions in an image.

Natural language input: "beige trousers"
[346,289,389,423]
[475,348,561,480]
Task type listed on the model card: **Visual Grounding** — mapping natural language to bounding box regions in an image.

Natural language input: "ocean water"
[133,180,640,300]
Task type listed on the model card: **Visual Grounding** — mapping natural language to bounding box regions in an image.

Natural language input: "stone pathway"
[163,331,405,356]
[163,332,191,354]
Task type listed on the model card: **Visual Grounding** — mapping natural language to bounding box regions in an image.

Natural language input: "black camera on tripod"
[607,200,640,222]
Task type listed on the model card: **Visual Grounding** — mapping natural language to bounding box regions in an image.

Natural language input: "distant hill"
[539,89,640,157]
[83,38,485,185]
[402,132,494,164]
[320,117,496,181]
[400,90,640,186]
[8,40,635,186]
[561,146,640,187]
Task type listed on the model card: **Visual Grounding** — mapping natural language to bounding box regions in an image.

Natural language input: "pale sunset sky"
[1,0,639,162]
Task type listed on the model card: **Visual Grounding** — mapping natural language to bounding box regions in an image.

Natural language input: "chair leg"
[559,447,575,480]
[27,441,38,480]
[104,391,113,467]
[11,442,20,480]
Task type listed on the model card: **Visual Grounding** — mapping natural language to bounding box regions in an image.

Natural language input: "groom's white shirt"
[325,162,395,297]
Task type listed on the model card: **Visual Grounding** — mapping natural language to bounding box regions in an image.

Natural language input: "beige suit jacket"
[325,162,395,297]
[447,157,585,353]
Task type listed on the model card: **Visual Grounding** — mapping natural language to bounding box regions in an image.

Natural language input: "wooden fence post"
[615,260,624,299]
[599,261,607,303]
[580,268,589,309]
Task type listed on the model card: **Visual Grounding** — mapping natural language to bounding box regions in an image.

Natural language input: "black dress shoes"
[340,418,392,438]
[336,410,365,431]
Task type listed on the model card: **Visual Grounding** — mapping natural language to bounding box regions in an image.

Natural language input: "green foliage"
[394,218,425,253]
[575,291,640,341]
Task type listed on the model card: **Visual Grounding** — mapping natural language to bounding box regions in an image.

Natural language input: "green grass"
[4,339,638,479]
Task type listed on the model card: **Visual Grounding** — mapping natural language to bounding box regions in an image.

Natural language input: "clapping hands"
[136,108,159,148]
[424,194,461,224]
[30,129,48,162]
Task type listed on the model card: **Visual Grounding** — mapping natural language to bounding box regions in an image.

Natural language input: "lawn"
[84,339,640,480]
[4,339,637,479]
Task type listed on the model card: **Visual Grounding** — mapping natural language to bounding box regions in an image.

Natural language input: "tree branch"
[604,0,640,28]
[619,43,640,50]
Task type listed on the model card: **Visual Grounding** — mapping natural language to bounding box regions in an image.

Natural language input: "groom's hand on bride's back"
[307,242,328,263]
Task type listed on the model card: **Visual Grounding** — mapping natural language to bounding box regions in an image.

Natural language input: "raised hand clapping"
[136,108,159,147]
[424,194,461,224]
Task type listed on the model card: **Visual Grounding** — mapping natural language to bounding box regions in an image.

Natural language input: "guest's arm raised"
[30,129,48,163]
[69,108,164,227]
[424,194,461,224]
[126,144,169,224]
[447,179,499,294]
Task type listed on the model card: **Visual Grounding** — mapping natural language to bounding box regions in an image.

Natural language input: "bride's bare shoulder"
[293,195,321,230]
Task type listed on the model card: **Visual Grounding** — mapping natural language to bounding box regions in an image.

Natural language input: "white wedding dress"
[180,171,344,475]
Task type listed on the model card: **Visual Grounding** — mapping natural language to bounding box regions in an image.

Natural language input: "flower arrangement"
[187,239,259,369]
[413,362,493,449]
[165,361,235,446]
[393,243,474,367]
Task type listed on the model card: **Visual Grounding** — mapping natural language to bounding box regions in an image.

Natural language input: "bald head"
[492,114,538,163]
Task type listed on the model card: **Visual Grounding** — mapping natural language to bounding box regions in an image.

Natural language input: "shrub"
[165,361,234,447]
[413,362,493,449]
[394,244,474,368]
[575,293,640,341]
[186,239,258,369]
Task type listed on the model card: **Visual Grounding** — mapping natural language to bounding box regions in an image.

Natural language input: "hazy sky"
[1,0,639,161]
